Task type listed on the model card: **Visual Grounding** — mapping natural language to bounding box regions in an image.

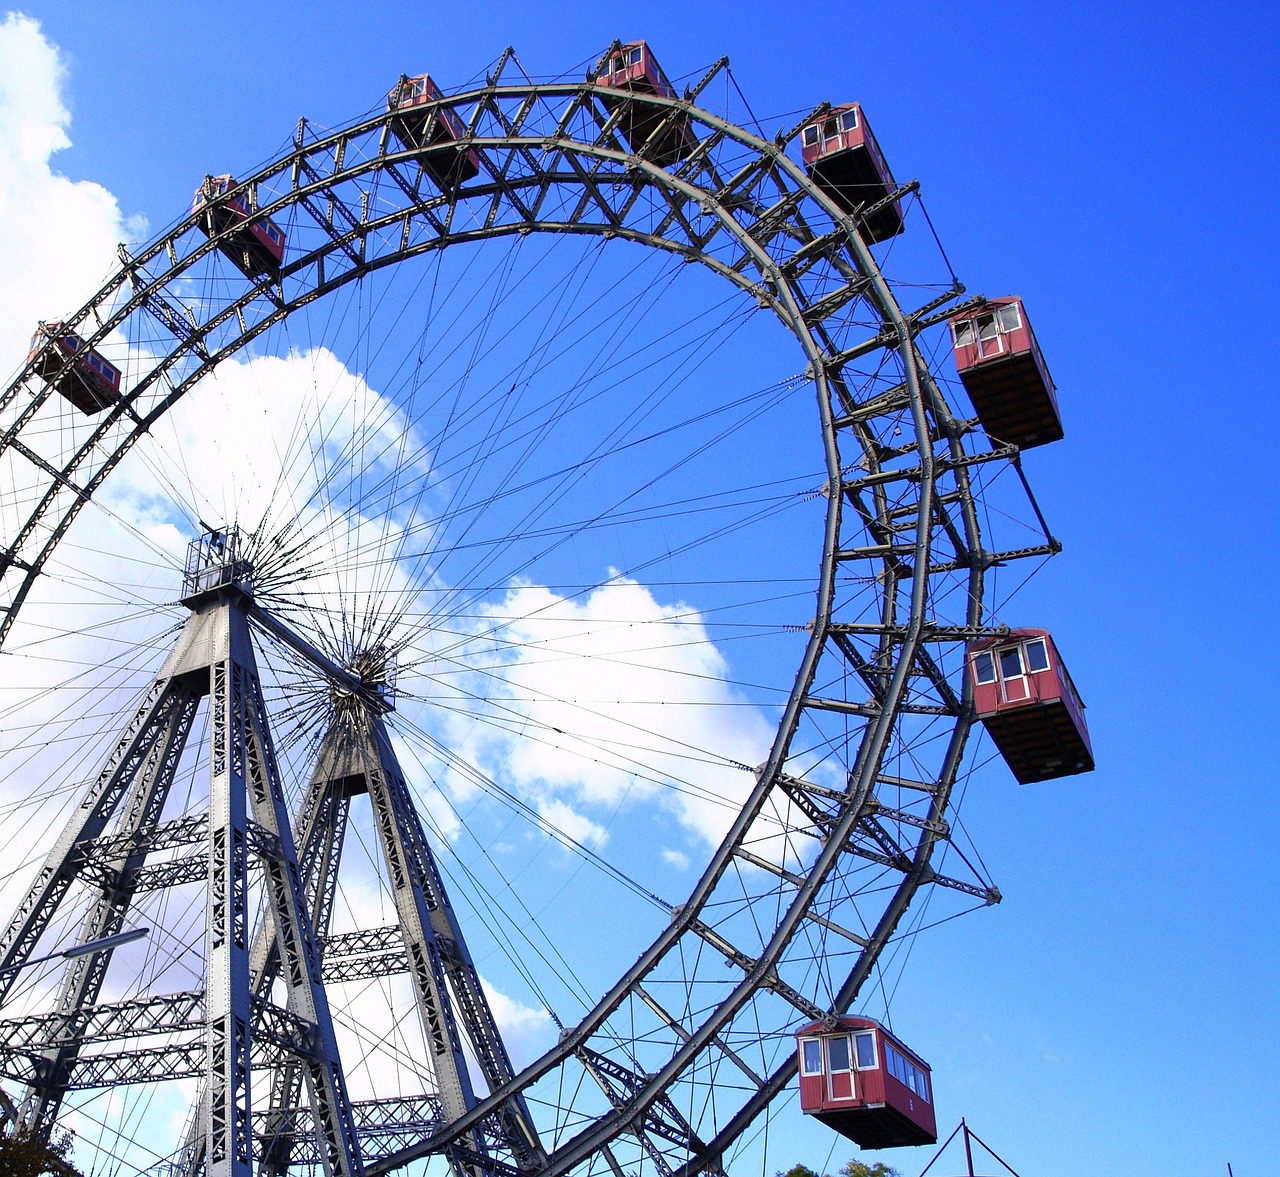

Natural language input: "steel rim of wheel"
[0,48,1058,1177]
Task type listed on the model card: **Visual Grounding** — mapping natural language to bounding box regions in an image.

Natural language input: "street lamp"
[0,927,150,979]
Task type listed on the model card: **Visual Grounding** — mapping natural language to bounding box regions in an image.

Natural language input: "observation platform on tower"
[180,525,253,607]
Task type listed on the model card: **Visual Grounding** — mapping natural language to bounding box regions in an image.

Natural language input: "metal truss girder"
[0,990,203,1055]
[259,1095,445,1167]
[768,773,840,835]
[835,542,917,563]
[672,123,732,191]
[132,853,207,891]
[340,703,545,1174]
[0,678,173,998]
[827,621,1008,643]
[864,798,949,839]
[855,179,919,229]
[60,1041,205,1090]
[320,925,403,958]
[7,438,92,503]
[469,98,539,224]
[906,280,966,327]
[576,1046,716,1177]
[915,292,984,332]
[735,788,940,946]
[118,244,209,358]
[0,992,320,1079]
[14,677,200,1131]
[246,819,285,863]
[842,445,1020,496]
[321,951,407,984]
[884,487,965,521]
[909,643,963,714]
[775,226,844,282]
[686,920,824,1022]
[800,695,879,718]
[855,814,913,868]
[9,1038,311,1093]
[834,829,995,903]
[801,277,874,325]
[831,381,909,428]
[704,140,773,209]
[293,158,366,267]
[79,811,207,863]
[922,867,1000,904]
[558,150,626,230]
[319,920,409,981]
[225,610,364,1177]
[926,541,1060,575]
[826,327,900,368]
[187,755,358,1177]
[822,629,961,717]
[827,630,889,704]
[580,1049,705,1148]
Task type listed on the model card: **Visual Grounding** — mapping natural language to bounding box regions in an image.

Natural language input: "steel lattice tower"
[0,531,540,1177]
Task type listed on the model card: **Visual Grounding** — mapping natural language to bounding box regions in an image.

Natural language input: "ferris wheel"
[0,42,1088,1177]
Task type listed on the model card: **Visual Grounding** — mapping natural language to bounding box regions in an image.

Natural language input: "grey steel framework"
[0,46,1060,1177]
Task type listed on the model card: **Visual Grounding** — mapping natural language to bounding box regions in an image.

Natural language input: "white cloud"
[662,848,690,870]
[481,977,555,1069]
[112,346,428,534]
[440,575,778,851]
[537,797,610,849]
[0,13,137,376]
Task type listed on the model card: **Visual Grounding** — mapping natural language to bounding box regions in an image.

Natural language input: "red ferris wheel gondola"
[949,296,1063,449]
[595,41,698,166]
[387,74,482,191]
[796,1016,938,1149]
[192,175,286,277]
[799,104,903,244]
[968,628,1094,783]
[26,322,121,415]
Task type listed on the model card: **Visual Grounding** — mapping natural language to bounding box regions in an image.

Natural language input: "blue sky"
[0,2,1276,1175]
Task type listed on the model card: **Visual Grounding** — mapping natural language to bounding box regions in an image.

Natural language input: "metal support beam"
[312,701,546,1177]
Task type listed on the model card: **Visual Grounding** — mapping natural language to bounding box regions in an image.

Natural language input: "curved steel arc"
[375,192,962,1176]
[0,71,995,1176]
[0,143,843,651]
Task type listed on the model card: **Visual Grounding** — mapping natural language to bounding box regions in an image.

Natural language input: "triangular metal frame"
[0,560,362,1176]
[0,531,542,1176]
[281,696,546,1177]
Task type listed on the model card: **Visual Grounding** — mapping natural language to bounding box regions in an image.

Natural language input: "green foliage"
[778,1165,823,1177]
[777,1158,899,1177]
[841,1161,899,1177]
[0,1126,84,1177]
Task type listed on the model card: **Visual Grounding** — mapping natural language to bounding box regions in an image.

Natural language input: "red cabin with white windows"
[949,297,1062,449]
[192,175,286,277]
[595,41,697,167]
[387,74,481,190]
[799,105,903,244]
[797,1017,937,1149]
[26,322,121,415]
[969,629,1093,784]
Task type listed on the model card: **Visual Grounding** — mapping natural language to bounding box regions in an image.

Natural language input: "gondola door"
[827,1033,856,1101]
[999,644,1030,702]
